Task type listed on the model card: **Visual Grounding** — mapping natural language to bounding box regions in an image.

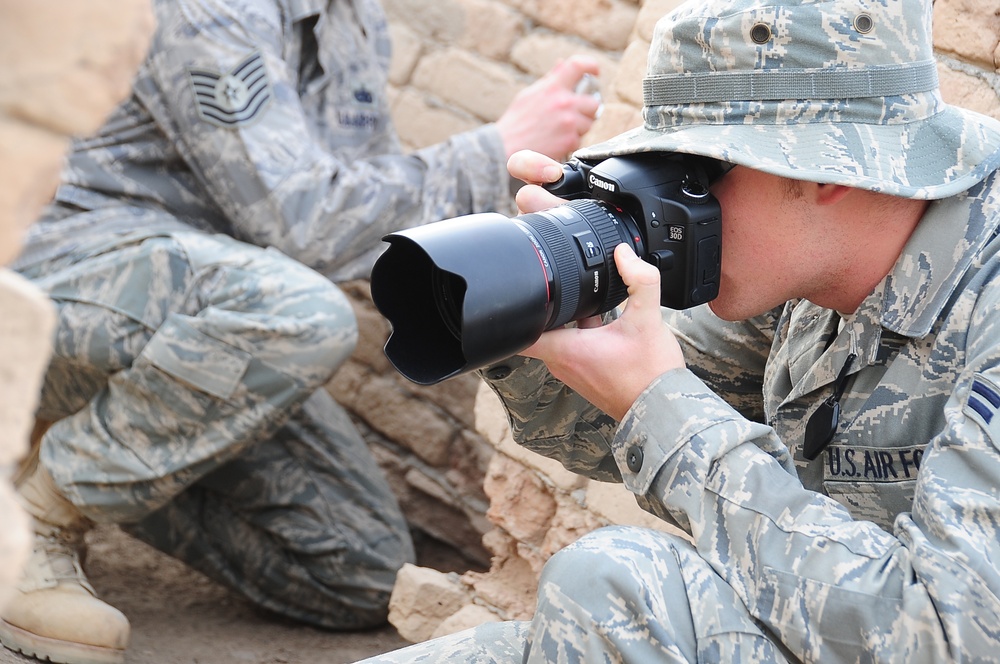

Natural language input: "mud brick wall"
[330,0,1000,640]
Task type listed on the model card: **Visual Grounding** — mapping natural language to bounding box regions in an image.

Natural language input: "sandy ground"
[0,524,470,664]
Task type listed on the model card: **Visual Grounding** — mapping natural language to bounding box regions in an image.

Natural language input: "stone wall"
[337,0,1000,643]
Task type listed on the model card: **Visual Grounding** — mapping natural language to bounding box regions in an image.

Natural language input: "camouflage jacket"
[19,0,511,280]
[485,168,1000,660]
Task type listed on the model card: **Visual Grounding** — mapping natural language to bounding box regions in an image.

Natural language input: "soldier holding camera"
[360,0,1000,660]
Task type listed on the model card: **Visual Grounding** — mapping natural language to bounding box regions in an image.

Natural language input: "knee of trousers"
[180,240,360,389]
[537,525,689,612]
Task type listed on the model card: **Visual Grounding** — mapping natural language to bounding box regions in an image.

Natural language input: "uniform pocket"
[141,312,251,400]
[760,566,903,661]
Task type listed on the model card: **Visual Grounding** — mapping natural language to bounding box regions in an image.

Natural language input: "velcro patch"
[966,374,1000,432]
[188,52,272,127]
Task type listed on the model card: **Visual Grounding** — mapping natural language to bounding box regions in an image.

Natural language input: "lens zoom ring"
[568,201,630,307]
[530,216,581,327]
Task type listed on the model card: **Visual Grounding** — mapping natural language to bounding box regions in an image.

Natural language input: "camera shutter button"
[625,445,644,473]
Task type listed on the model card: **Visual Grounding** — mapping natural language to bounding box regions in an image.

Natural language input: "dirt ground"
[0,524,472,664]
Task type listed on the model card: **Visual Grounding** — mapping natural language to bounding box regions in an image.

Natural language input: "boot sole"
[0,618,125,664]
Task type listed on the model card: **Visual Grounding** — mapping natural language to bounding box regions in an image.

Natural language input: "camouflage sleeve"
[482,306,776,483]
[137,0,511,277]
[664,304,778,423]
[482,355,622,483]
[614,305,1000,659]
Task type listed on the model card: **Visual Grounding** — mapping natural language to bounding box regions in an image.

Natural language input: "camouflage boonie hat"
[577,0,1000,200]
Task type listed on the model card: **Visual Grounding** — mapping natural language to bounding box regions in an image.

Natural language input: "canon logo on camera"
[589,173,617,192]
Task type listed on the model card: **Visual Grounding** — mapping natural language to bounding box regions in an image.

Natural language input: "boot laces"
[33,529,97,595]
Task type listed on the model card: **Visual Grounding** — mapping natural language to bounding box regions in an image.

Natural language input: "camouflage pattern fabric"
[355,622,532,664]
[7,0,521,629]
[18,224,413,629]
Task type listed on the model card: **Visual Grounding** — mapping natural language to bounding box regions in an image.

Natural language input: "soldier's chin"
[707,288,762,322]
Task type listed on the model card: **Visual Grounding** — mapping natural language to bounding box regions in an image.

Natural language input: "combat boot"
[0,459,130,664]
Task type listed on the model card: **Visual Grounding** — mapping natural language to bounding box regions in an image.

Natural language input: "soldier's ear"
[810,182,853,207]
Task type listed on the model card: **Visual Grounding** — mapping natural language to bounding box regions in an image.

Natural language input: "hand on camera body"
[508,150,687,421]
[496,56,602,163]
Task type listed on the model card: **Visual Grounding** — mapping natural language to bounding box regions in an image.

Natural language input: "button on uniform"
[486,365,511,380]
[626,445,644,473]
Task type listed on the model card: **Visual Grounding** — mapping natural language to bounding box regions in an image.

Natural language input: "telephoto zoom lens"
[369,200,641,385]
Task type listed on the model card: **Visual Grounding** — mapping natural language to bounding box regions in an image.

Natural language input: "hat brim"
[576,105,1000,200]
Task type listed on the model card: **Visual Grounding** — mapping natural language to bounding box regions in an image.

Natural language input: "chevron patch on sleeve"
[966,374,1000,433]
[188,51,272,127]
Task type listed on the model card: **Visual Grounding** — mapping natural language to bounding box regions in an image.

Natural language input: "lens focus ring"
[525,215,581,328]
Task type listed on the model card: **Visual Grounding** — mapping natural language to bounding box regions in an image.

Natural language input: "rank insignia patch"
[188,52,272,127]
[966,375,1000,431]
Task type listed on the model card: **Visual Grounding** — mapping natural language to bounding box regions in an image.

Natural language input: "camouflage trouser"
[357,526,792,663]
[17,225,414,629]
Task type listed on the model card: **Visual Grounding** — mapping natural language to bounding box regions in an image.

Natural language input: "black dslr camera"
[370,153,724,385]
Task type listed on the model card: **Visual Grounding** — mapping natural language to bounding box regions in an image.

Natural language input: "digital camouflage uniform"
[357,0,1000,660]
[14,0,513,630]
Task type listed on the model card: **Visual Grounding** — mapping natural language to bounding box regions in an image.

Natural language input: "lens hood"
[370,213,552,384]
